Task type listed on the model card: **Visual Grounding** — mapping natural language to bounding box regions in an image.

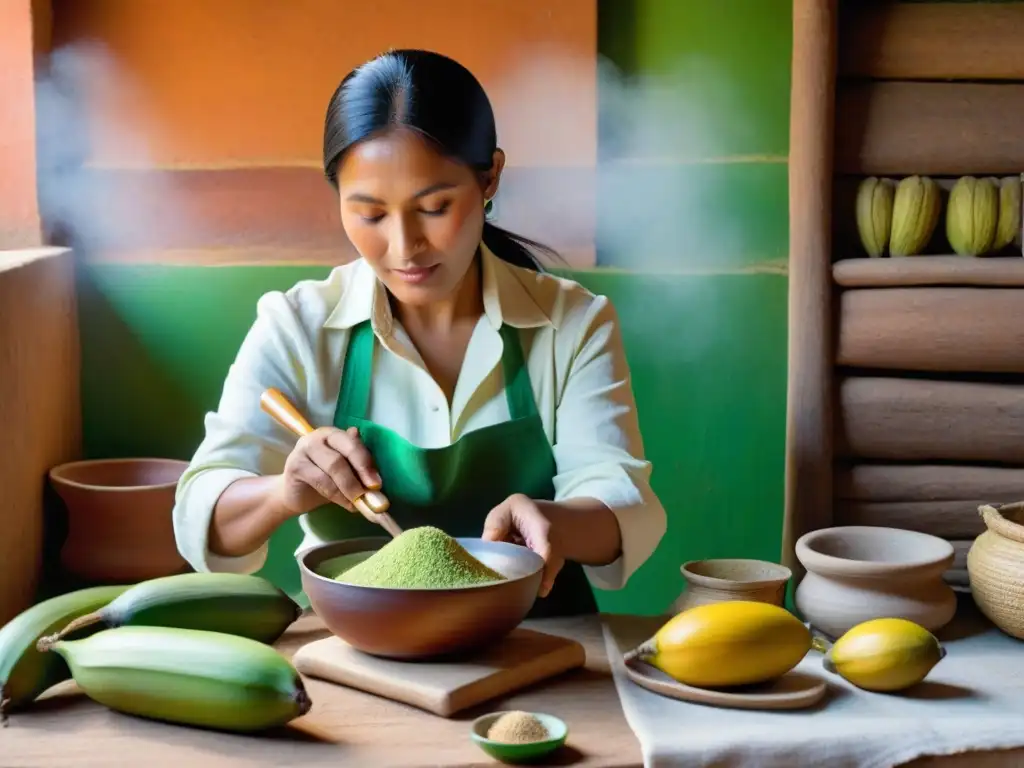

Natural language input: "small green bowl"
[470,711,568,764]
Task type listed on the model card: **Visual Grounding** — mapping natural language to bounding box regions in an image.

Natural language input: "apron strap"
[499,324,538,421]
[336,320,539,423]
[335,320,374,421]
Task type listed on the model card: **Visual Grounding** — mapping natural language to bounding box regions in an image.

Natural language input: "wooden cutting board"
[292,628,587,717]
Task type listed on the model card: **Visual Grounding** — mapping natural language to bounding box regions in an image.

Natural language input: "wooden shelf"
[834,256,1024,288]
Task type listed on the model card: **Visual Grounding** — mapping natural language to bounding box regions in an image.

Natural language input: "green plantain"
[37,572,302,652]
[1,584,129,723]
[47,626,313,732]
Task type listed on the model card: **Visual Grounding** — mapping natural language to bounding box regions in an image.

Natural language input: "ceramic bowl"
[299,536,544,659]
[470,711,568,764]
[672,558,791,613]
[794,525,956,638]
[49,457,189,582]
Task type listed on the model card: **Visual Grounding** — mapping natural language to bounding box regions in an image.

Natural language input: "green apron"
[301,318,599,618]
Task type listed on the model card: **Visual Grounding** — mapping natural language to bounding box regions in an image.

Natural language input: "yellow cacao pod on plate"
[623,600,812,689]
[993,176,1022,252]
[855,177,896,257]
[946,176,999,256]
[889,176,941,257]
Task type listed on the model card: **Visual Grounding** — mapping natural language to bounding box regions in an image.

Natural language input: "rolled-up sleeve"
[173,291,310,575]
[551,295,668,591]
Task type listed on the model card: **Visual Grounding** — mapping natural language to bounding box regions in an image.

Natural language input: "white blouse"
[172,244,667,592]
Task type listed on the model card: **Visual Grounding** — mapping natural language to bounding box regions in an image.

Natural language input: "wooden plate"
[624,660,828,711]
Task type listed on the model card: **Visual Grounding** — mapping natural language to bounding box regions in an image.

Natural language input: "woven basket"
[967,501,1024,640]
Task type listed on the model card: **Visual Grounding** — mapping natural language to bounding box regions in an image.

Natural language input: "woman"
[172,49,666,618]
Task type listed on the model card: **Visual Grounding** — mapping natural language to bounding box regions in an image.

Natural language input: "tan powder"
[486,711,549,744]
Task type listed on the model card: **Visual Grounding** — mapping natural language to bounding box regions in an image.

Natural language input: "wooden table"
[6,609,1020,767]
[1,614,644,767]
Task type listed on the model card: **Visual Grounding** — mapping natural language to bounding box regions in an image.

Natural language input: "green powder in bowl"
[333,526,507,589]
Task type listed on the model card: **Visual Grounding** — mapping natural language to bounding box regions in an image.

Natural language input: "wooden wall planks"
[839,2,1024,81]
[837,287,1024,374]
[836,376,1024,465]
[835,462,1024,539]
[836,463,1024,506]
[816,2,1024,563]
[835,82,1024,176]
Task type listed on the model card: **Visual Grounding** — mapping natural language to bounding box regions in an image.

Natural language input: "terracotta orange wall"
[0,0,43,248]
[48,0,598,265]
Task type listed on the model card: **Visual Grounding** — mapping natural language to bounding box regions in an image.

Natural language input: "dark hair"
[322,49,559,272]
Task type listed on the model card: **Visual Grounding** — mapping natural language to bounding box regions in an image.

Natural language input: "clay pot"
[967,502,1024,639]
[672,558,791,614]
[794,525,956,638]
[49,458,190,582]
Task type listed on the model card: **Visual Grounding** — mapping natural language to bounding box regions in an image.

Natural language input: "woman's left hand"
[482,493,564,598]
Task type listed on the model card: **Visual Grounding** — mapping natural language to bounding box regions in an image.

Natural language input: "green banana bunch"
[994,176,1022,252]
[37,572,301,652]
[855,177,895,257]
[889,175,941,257]
[0,584,129,722]
[47,626,313,732]
[947,176,999,256]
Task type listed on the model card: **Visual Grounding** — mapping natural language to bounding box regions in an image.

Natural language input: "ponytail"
[482,222,563,273]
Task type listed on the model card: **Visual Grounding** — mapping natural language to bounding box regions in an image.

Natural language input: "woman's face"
[337,128,502,306]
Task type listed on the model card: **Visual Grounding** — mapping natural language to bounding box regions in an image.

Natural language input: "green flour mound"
[335,526,507,589]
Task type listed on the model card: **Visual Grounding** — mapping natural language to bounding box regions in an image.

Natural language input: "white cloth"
[172,243,666,591]
[603,599,1024,768]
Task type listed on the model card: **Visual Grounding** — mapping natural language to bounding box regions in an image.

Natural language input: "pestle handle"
[259,387,399,537]
[260,387,316,437]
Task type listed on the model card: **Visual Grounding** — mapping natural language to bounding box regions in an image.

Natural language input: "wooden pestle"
[259,387,403,539]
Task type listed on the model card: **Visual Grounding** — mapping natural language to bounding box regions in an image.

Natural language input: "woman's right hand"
[276,426,382,517]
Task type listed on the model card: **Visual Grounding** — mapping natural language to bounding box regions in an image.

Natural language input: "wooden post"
[782,0,837,581]
[0,248,81,625]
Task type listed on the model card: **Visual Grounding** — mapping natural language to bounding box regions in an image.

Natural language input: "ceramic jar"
[794,525,956,638]
[672,558,791,614]
[49,458,190,582]
[967,502,1024,639]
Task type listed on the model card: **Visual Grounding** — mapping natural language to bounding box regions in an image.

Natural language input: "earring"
[484,197,495,220]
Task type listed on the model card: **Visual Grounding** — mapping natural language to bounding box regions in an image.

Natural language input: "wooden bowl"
[49,457,189,582]
[794,525,956,637]
[673,558,791,613]
[299,536,544,659]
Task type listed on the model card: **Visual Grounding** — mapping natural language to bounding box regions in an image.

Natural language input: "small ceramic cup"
[672,558,792,614]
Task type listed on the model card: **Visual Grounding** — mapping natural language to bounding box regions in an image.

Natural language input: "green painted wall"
[68,1,793,616]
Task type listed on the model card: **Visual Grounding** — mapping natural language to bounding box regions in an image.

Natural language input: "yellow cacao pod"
[946,176,999,256]
[993,176,1022,252]
[889,176,941,257]
[855,177,895,257]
